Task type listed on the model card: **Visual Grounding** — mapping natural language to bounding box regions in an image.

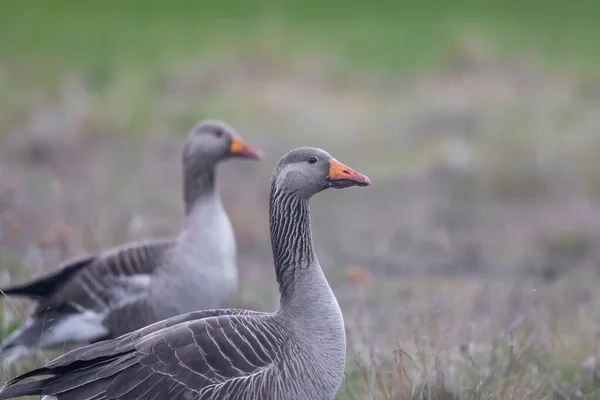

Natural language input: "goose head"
[183,119,263,166]
[272,147,371,198]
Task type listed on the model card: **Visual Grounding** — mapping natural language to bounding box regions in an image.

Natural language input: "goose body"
[0,120,262,363]
[0,147,370,400]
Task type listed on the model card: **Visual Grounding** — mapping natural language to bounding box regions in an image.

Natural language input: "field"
[2,1,600,398]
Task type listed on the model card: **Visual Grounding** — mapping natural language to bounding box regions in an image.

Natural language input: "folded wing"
[0,310,282,400]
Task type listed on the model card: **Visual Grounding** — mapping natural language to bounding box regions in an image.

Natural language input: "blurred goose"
[0,119,262,364]
[0,147,370,400]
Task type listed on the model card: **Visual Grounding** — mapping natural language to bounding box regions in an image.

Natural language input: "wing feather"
[0,311,286,400]
[0,239,178,359]
[38,239,175,315]
[0,255,95,299]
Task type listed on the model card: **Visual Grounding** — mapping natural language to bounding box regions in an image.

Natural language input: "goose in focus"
[0,147,370,400]
[0,119,262,364]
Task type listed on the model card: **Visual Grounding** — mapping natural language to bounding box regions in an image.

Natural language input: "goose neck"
[183,164,218,216]
[269,186,317,300]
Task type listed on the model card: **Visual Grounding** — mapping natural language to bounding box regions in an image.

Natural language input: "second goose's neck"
[269,186,318,301]
[183,163,219,217]
[179,163,235,273]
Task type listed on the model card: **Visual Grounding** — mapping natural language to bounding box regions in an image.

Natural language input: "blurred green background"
[3,0,600,73]
[2,1,600,398]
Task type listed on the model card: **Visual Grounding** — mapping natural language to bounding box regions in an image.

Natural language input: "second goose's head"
[272,147,371,199]
[183,119,263,167]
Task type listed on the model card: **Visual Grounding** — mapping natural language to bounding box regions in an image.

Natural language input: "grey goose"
[0,119,262,364]
[0,147,371,400]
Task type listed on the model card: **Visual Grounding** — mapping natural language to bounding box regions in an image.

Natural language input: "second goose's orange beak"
[327,159,371,188]
[229,137,263,160]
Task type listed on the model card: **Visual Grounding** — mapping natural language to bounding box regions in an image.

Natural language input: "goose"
[0,147,370,400]
[0,119,262,364]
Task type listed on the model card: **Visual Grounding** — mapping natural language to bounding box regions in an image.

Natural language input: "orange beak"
[229,137,263,160]
[327,159,371,188]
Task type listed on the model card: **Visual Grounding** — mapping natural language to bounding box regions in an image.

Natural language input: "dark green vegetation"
[2,1,600,399]
[2,0,600,77]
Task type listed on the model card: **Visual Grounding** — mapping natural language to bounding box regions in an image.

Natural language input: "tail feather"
[0,255,93,299]
[0,356,125,399]
[0,366,52,399]
[0,319,40,363]
[0,379,47,399]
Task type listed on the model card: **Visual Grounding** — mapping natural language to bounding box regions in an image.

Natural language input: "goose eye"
[214,129,224,138]
[307,156,318,164]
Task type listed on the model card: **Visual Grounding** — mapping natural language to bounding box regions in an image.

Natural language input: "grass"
[2,0,600,137]
[1,0,600,76]
[2,1,600,399]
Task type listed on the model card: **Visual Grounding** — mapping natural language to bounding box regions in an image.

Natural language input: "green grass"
[1,0,599,140]
[1,0,599,139]
[1,0,600,78]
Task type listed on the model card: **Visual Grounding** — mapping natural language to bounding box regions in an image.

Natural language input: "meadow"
[2,1,600,398]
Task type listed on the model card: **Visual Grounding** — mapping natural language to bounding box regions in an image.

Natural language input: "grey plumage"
[0,120,262,363]
[0,147,371,400]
